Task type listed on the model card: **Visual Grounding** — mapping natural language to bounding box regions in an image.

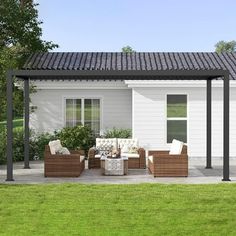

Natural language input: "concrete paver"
[0,158,236,184]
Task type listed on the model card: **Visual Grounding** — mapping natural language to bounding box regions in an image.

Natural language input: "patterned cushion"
[118,139,139,154]
[56,147,70,155]
[96,138,117,151]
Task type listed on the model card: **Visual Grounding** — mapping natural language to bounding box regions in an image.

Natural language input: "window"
[65,98,100,135]
[167,95,187,143]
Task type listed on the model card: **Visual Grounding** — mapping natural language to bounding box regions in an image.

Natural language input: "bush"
[30,131,57,160]
[0,125,95,164]
[104,128,132,138]
[0,127,7,164]
[0,127,37,164]
[57,125,95,153]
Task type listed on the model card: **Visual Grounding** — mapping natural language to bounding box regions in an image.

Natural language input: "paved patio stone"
[0,158,236,184]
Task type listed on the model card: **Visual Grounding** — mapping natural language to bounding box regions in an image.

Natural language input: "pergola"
[6,69,231,181]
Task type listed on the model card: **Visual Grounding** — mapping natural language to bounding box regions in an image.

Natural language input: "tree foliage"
[215,40,236,53]
[0,0,58,120]
[122,45,136,53]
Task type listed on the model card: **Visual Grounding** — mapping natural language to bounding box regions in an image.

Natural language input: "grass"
[0,118,23,130]
[0,183,236,236]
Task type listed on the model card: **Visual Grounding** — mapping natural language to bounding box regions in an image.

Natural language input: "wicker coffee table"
[100,156,128,175]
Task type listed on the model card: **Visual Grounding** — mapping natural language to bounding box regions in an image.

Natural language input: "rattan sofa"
[148,145,188,177]
[44,145,85,177]
[88,138,146,169]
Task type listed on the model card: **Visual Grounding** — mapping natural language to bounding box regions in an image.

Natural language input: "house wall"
[131,81,236,158]
[30,79,236,158]
[30,80,132,133]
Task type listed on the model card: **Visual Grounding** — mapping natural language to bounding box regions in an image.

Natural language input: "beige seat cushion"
[148,155,153,163]
[122,153,139,158]
[95,154,101,158]
[80,156,85,162]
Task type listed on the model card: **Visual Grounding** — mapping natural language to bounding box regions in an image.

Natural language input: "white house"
[25,52,236,158]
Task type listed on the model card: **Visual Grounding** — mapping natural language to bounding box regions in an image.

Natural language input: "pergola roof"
[23,52,236,80]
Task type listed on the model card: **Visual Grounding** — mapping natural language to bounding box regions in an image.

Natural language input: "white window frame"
[63,97,102,134]
[166,94,188,144]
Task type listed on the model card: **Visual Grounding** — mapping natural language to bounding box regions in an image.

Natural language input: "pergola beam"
[12,69,228,78]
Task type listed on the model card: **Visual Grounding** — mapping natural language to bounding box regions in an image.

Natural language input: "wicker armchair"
[148,145,188,177]
[44,145,85,177]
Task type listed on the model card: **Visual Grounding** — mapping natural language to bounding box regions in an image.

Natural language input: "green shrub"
[57,125,95,153]
[0,127,36,164]
[0,125,95,164]
[30,131,57,160]
[104,128,132,138]
[0,127,7,164]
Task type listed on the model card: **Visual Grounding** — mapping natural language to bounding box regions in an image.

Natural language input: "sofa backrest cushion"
[96,138,117,151]
[117,139,138,153]
[169,139,184,155]
[48,140,63,155]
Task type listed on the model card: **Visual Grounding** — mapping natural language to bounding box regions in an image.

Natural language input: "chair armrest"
[148,150,169,156]
[46,153,80,159]
[88,148,96,159]
[138,148,145,157]
[70,149,85,155]
[153,153,188,159]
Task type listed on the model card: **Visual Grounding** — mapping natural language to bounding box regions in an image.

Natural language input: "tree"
[122,45,136,53]
[0,0,58,120]
[215,40,236,53]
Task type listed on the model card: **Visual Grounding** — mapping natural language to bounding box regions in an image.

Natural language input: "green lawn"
[0,118,23,130]
[0,183,236,236]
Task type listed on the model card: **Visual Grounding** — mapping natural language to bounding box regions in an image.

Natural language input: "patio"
[1,158,236,184]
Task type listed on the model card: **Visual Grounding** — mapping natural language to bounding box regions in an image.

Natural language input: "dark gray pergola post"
[6,70,14,181]
[222,73,230,181]
[206,79,212,168]
[24,78,30,169]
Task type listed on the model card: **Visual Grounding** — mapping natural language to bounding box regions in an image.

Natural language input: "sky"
[36,0,236,52]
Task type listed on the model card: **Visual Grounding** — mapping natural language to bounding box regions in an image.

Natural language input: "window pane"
[84,99,92,120]
[167,120,187,143]
[66,99,74,127]
[84,99,100,136]
[167,95,187,118]
[75,99,82,125]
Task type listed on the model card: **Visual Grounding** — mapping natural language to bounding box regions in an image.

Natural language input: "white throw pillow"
[169,139,184,155]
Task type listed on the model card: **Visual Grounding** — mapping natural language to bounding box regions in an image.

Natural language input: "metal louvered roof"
[23,52,236,80]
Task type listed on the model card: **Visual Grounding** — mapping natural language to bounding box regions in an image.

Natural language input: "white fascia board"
[125,80,236,88]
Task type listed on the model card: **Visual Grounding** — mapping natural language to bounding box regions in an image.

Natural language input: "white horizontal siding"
[30,86,131,133]
[133,84,236,158]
